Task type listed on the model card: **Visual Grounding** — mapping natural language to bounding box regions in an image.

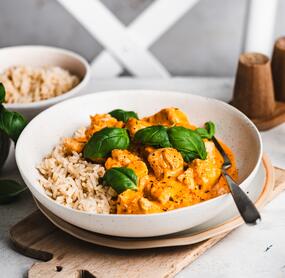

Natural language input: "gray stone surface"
[0,0,284,76]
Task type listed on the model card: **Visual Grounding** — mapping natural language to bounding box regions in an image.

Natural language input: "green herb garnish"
[134,125,171,148]
[167,126,207,162]
[103,167,137,194]
[0,130,10,170]
[0,84,27,204]
[133,125,207,162]
[195,121,216,139]
[0,179,27,204]
[109,109,138,123]
[0,83,27,143]
[83,127,130,161]
[0,83,5,103]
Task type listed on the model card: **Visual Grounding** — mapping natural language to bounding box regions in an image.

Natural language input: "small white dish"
[0,45,90,120]
[15,90,263,237]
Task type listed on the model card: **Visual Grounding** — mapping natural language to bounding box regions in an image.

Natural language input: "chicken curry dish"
[44,107,238,214]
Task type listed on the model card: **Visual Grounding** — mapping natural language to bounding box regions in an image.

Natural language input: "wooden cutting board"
[9,167,285,278]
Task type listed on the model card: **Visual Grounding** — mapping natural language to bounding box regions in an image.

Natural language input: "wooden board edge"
[166,232,229,278]
[9,210,55,261]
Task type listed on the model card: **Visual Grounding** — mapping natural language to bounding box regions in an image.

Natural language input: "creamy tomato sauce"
[63,107,238,214]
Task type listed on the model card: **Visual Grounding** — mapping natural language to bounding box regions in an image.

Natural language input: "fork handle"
[222,170,261,224]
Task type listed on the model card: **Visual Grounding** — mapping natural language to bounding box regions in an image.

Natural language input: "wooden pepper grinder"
[272,37,285,101]
[232,52,275,119]
[232,52,285,130]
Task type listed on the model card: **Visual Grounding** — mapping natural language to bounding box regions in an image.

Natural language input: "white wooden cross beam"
[58,0,278,78]
[58,0,199,78]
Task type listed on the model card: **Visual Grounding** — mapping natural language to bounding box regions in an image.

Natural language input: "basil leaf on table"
[167,126,207,162]
[83,127,130,161]
[134,125,171,148]
[0,179,27,204]
[0,130,11,170]
[103,167,138,194]
[0,83,5,103]
[0,83,27,143]
[195,121,216,139]
[109,109,138,123]
[0,83,28,204]
[0,105,27,143]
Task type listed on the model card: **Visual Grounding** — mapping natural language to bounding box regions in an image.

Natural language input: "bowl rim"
[0,45,90,109]
[15,89,263,218]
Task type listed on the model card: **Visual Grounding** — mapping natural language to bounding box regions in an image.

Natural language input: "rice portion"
[0,65,80,103]
[37,142,117,214]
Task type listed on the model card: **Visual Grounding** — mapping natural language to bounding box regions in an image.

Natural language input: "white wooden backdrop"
[58,0,278,78]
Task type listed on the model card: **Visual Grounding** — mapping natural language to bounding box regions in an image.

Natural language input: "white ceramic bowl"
[15,90,263,237]
[0,45,90,120]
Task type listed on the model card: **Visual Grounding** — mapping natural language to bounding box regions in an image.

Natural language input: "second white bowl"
[1,45,90,120]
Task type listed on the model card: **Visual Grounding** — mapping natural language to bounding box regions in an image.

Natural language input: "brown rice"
[37,128,117,214]
[0,65,80,103]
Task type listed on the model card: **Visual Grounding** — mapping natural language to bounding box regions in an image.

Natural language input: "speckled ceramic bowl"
[15,90,263,237]
[0,45,90,120]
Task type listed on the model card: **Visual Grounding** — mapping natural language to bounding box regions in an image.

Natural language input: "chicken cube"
[125,118,151,137]
[117,189,162,214]
[85,113,124,139]
[147,148,184,179]
[138,197,163,213]
[177,167,195,190]
[63,138,85,154]
[105,149,148,178]
[142,107,189,126]
[189,141,222,195]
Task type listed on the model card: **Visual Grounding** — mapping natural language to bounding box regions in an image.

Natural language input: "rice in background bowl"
[0,45,90,120]
[1,65,80,104]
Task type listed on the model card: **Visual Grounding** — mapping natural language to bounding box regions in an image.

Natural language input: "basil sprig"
[109,109,138,123]
[195,121,215,139]
[0,83,27,143]
[83,127,130,161]
[103,167,137,194]
[0,179,27,204]
[0,130,10,170]
[0,84,28,204]
[168,126,207,162]
[0,105,27,143]
[0,83,5,103]
[134,125,171,148]
[133,125,207,162]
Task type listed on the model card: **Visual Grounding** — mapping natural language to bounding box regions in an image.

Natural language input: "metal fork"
[212,136,261,224]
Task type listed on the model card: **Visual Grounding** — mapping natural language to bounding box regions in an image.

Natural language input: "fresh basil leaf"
[0,130,11,170]
[195,128,208,138]
[205,121,215,138]
[0,179,27,204]
[167,126,207,162]
[0,83,5,103]
[134,125,171,148]
[109,109,138,123]
[83,127,130,161]
[0,105,27,143]
[103,167,137,194]
[0,84,27,143]
[196,121,216,139]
